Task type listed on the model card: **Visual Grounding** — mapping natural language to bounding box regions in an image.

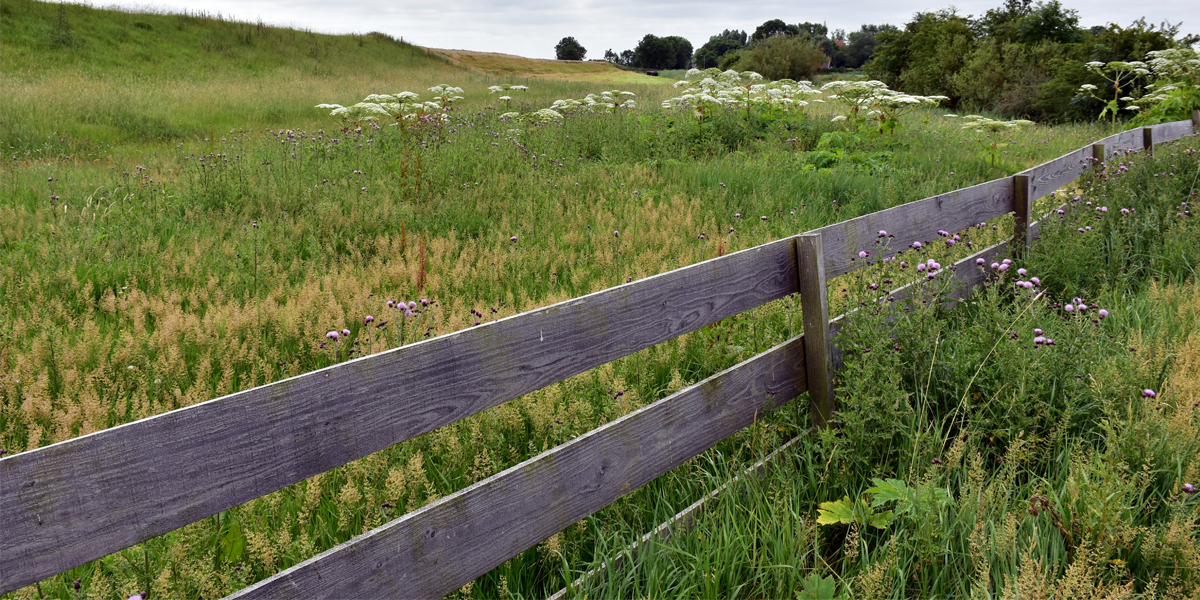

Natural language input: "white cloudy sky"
[108,0,1196,59]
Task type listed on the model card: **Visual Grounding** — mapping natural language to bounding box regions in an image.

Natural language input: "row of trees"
[575,19,895,78]
[865,0,1198,120]
[558,2,1196,120]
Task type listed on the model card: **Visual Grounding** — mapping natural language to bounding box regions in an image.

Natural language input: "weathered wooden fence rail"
[2,118,1195,597]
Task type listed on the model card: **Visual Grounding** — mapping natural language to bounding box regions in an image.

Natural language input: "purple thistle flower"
[613,230,620,237]
[859,251,868,258]
[1142,389,1157,398]
[1121,207,1131,215]
[735,213,741,218]
[1077,303,1087,311]
[327,331,339,340]
[1017,268,1027,276]
[341,328,351,337]
[917,263,927,272]
[1031,277,1040,286]
[931,262,941,270]
[421,298,429,306]
[761,215,768,221]
[1099,309,1109,318]
[1184,483,1197,494]
[386,300,395,308]
[364,315,374,324]
[991,262,1000,269]
[408,301,417,310]
[1034,328,1043,335]
[900,261,908,268]
[1023,281,1033,289]
[976,258,986,265]
[998,263,1009,271]
[911,241,922,249]
[1057,209,1065,215]
[510,235,518,242]
[1064,304,1074,312]
[878,230,888,237]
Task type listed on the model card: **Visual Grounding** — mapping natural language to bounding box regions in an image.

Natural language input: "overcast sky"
[107,0,1197,59]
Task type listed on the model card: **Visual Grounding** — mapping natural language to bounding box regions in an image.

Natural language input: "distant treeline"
[594,0,1198,121]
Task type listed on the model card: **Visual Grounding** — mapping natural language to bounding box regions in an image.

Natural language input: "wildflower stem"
[953,290,1044,421]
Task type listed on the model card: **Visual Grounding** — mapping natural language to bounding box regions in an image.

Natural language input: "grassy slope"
[7,2,1186,599]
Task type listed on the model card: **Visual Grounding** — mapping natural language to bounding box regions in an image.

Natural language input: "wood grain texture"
[796,235,834,429]
[227,335,809,600]
[1012,175,1032,253]
[814,177,1014,279]
[1153,120,1196,144]
[0,236,800,594]
[1019,146,1089,202]
[1105,128,1144,155]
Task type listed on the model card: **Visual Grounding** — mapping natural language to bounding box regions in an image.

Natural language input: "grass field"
[3,1,1200,598]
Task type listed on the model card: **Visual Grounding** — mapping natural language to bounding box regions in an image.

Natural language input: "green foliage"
[555,36,587,61]
[632,34,691,70]
[797,573,846,600]
[725,35,827,80]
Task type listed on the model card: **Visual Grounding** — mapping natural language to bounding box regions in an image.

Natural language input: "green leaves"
[815,495,895,529]
[797,573,847,600]
[817,478,953,530]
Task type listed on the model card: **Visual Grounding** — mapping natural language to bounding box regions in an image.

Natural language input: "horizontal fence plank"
[1106,128,1145,155]
[0,237,800,593]
[228,335,809,599]
[1020,147,1090,202]
[815,177,1014,279]
[1154,120,1196,144]
[547,433,807,600]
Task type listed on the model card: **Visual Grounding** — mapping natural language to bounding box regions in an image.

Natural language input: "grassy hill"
[0,0,659,158]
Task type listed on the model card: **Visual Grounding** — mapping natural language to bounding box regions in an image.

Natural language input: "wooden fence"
[2,117,1197,598]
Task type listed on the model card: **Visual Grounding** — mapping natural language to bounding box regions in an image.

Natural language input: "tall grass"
[571,139,1200,599]
[1,2,1178,598]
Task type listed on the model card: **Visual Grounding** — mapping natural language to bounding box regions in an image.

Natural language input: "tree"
[694,32,746,68]
[841,24,897,69]
[632,34,676,69]
[662,36,694,69]
[555,36,587,61]
[751,19,800,43]
[727,35,827,79]
[603,49,619,63]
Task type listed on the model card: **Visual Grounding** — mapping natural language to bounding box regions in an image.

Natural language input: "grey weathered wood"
[547,433,807,600]
[814,177,1014,278]
[227,335,809,600]
[1012,174,1032,254]
[1018,146,1089,202]
[1104,128,1144,155]
[0,235,801,594]
[796,234,834,429]
[1154,120,1196,144]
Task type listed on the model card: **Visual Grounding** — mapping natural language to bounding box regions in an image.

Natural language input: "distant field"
[4,1,1200,599]
[428,48,669,85]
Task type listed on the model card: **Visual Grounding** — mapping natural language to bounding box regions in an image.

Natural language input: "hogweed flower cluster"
[662,68,818,120]
[316,88,454,124]
[1077,60,1150,131]
[822,80,946,133]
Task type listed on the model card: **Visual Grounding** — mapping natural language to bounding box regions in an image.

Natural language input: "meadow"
[2,1,1199,598]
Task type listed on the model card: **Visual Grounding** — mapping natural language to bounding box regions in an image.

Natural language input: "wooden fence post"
[1194,109,1200,133]
[1091,142,1107,166]
[795,233,834,429]
[1012,174,1032,252]
[1143,126,1155,156]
